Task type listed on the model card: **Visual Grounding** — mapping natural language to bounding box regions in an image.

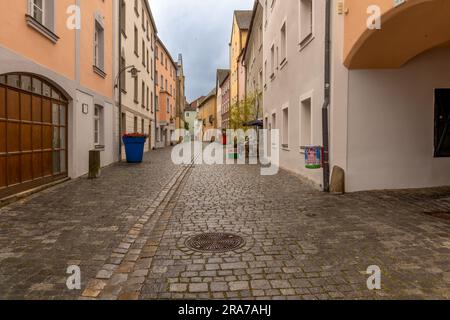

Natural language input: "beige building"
[197,89,217,141]
[229,11,252,108]
[243,0,264,122]
[175,54,186,131]
[117,0,157,157]
[216,69,230,131]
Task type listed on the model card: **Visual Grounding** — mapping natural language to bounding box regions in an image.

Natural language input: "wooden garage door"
[0,74,68,199]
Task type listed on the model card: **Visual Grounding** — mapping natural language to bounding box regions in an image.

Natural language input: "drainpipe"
[118,1,123,161]
[322,0,331,192]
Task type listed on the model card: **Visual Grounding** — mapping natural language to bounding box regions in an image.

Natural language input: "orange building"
[155,37,177,147]
[0,0,115,198]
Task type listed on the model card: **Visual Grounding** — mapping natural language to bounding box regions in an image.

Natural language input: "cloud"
[148,0,254,102]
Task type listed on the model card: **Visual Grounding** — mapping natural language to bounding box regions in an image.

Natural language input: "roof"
[235,10,253,30]
[198,89,216,108]
[156,36,177,69]
[216,69,230,87]
[143,0,158,34]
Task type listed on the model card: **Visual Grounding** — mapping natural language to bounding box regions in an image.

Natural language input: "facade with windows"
[257,0,450,192]
[243,1,264,124]
[197,90,217,142]
[117,0,157,157]
[0,0,116,198]
[262,0,325,187]
[229,11,253,109]
[216,69,230,131]
[155,37,177,148]
[220,75,231,130]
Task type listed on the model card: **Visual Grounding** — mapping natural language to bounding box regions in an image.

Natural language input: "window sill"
[134,51,139,58]
[93,65,107,78]
[134,99,139,104]
[121,30,127,39]
[270,73,276,81]
[94,145,105,151]
[280,58,288,70]
[299,34,315,51]
[282,146,290,151]
[134,7,140,17]
[25,15,59,44]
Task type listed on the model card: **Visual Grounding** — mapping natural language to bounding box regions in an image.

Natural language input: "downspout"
[118,0,123,161]
[322,0,331,192]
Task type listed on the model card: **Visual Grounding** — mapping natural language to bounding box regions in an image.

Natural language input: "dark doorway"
[434,89,450,157]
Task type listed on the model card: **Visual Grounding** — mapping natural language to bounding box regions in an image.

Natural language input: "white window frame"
[31,0,45,24]
[299,0,315,49]
[282,104,290,149]
[299,90,314,151]
[94,105,103,146]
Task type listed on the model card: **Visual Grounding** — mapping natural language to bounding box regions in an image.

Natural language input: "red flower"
[123,133,148,138]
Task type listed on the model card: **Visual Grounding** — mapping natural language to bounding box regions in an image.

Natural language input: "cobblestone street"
[0,148,449,300]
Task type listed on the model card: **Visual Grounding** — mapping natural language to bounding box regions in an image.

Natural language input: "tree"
[229,94,258,130]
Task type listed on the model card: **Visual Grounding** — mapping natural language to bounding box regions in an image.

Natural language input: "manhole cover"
[185,233,245,253]
[424,212,450,221]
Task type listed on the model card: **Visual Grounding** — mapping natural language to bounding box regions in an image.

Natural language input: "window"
[151,92,154,112]
[134,26,139,56]
[155,71,158,85]
[141,119,145,134]
[142,40,146,65]
[146,49,149,72]
[134,76,139,103]
[300,97,312,146]
[280,22,287,64]
[142,81,145,108]
[27,0,57,42]
[94,105,103,146]
[134,116,138,133]
[270,45,275,77]
[94,21,105,72]
[161,75,164,90]
[120,0,126,34]
[30,0,44,24]
[434,89,450,157]
[121,113,126,134]
[299,0,313,45]
[155,95,159,111]
[167,97,170,113]
[120,54,126,90]
[146,86,150,110]
[282,107,289,148]
[272,113,277,130]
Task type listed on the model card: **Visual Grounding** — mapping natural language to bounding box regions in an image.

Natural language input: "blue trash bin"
[122,136,147,163]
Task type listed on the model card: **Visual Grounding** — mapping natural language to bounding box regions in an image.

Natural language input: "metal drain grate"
[185,233,245,253]
[424,211,450,221]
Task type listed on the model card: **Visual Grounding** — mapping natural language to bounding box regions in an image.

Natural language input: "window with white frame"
[300,97,312,146]
[94,105,104,146]
[94,21,105,71]
[299,0,313,45]
[30,0,44,24]
[282,107,289,148]
[270,45,275,77]
[27,0,57,41]
[280,22,287,64]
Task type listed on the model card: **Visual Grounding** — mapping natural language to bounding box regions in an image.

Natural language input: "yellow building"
[229,10,252,108]
[197,89,217,141]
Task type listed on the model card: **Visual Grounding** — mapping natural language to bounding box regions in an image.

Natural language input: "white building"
[116,0,157,159]
[262,0,450,192]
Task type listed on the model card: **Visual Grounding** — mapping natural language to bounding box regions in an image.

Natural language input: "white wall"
[263,0,325,187]
[347,47,450,191]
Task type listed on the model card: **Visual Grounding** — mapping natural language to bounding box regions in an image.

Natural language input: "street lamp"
[115,65,140,161]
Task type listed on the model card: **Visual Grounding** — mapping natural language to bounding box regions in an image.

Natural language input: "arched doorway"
[0,73,69,199]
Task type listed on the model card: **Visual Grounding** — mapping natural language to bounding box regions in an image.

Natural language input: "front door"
[0,73,68,199]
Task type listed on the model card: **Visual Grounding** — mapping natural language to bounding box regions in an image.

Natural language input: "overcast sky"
[149,0,254,102]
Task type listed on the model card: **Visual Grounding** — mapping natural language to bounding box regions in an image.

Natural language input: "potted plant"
[122,133,148,163]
